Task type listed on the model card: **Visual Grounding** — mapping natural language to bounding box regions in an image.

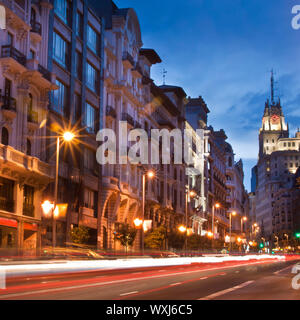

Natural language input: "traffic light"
[295,232,300,239]
[259,242,264,248]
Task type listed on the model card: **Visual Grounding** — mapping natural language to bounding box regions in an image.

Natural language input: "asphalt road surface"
[0,259,299,300]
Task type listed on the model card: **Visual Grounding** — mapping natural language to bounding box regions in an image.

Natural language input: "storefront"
[0,217,18,256]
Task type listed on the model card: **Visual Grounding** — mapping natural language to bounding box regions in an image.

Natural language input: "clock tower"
[258,72,289,158]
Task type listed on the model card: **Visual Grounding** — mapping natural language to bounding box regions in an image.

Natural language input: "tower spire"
[271,69,274,104]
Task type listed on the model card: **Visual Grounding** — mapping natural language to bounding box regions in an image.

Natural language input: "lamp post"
[42,131,75,247]
[184,189,196,256]
[229,211,236,254]
[284,233,289,247]
[211,202,220,249]
[274,235,279,248]
[241,216,247,235]
[141,170,155,255]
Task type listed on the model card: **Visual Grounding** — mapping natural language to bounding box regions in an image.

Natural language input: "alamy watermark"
[0,267,5,290]
[291,262,300,290]
[96,122,205,167]
[291,5,300,29]
[0,5,5,30]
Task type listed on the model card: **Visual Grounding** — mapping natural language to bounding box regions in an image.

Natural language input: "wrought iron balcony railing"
[0,198,15,213]
[38,64,51,81]
[1,96,17,112]
[23,203,35,217]
[30,20,42,35]
[1,45,26,66]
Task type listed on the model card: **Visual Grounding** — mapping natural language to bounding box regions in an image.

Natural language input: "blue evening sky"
[115,0,300,191]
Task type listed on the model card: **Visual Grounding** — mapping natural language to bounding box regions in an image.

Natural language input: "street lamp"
[284,233,289,247]
[229,211,236,254]
[141,169,155,255]
[274,235,279,248]
[48,131,75,247]
[184,188,197,256]
[211,202,220,241]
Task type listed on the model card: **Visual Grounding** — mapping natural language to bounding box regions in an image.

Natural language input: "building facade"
[255,73,300,241]
[0,0,56,254]
[42,0,104,246]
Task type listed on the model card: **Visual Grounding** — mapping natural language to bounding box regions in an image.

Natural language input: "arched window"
[31,7,36,23]
[1,127,9,145]
[27,139,31,156]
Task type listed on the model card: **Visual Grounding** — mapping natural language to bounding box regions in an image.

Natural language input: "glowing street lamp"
[51,131,75,247]
[178,225,187,233]
[134,218,143,228]
[207,231,213,238]
[229,211,236,254]
[141,169,155,255]
[184,188,197,256]
[211,202,220,241]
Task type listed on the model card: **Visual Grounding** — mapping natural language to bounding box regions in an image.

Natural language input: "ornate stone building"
[225,143,249,240]
[254,73,300,241]
[0,0,56,254]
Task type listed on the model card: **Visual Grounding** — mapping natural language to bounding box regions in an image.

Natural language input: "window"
[23,185,34,217]
[7,32,13,45]
[76,11,83,38]
[84,148,96,170]
[51,79,67,115]
[27,139,31,156]
[75,51,82,80]
[1,127,9,145]
[85,103,96,133]
[86,62,98,92]
[84,188,95,209]
[87,25,98,54]
[54,0,70,25]
[53,32,69,69]
[29,49,35,60]
[0,177,14,212]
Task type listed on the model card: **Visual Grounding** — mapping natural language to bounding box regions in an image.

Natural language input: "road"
[0,258,299,300]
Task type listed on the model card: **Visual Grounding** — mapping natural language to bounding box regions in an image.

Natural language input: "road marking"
[198,281,254,300]
[170,282,182,286]
[120,291,138,296]
[274,265,292,275]
[235,271,240,273]
[200,277,208,280]
[158,270,166,272]
[0,260,277,299]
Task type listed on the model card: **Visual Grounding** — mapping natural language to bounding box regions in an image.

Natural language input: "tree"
[70,226,90,244]
[114,223,137,253]
[145,226,167,249]
[168,231,185,250]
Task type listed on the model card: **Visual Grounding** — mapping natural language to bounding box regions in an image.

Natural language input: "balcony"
[1,45,26,68]
[1,96,17,120]
[132,63,143,77]
[106,105,116,119]
[1,0,29,25]
[121,112,135,127]
[0,198,14,213]
[23,203,34,217]
[38,64,51,82]
[0,144,53,183]
[30,20,41,35]
[122,51,135,69]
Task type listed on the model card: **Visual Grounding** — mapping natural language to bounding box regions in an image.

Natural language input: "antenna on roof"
[162,68,167,85]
